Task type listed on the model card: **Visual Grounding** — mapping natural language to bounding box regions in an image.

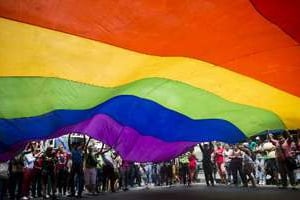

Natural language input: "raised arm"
[68,134,72,151]
[238,145,251,156]
[209,142,214,152]
[268,134,278,146]
[199,143,204,152]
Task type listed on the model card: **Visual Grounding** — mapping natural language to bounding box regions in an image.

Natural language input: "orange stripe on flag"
[0,0,299,96]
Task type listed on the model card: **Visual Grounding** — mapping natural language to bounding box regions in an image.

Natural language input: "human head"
[224,144,229,150]
[58,144,64,152]
[46,146,53,156]
[203,143,209,149]
[88,146,94,154]
[255,136,260,142]
[233,144,239,151]
[278,135,285,144]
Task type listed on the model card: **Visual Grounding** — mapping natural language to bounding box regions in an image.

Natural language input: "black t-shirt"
[85,154,97,168]
[42,154,56,172]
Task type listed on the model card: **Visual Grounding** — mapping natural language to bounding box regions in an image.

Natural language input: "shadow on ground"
[76,184,299,200]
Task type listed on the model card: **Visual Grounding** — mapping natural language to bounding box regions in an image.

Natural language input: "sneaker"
[279,186,288,189]
[291,185,297,190]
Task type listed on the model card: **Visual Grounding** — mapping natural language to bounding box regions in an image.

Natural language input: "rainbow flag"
[0,0,299,162]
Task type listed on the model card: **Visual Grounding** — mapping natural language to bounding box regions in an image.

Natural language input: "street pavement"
[75,184,299,200]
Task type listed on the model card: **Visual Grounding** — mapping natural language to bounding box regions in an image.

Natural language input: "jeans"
[70,164,84,196]
[145,164,153,185]
[255,159,266,184]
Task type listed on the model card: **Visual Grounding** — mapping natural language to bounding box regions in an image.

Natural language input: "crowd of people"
[200,130,300,189]
[0,130,299,200]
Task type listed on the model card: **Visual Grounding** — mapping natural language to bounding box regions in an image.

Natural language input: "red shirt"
[214,147,225,164]
[188,154,197,169]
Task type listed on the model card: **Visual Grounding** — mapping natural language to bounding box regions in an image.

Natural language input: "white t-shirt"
[24,153,35,169]
[224,149,233,163]
[262,142,276,159]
